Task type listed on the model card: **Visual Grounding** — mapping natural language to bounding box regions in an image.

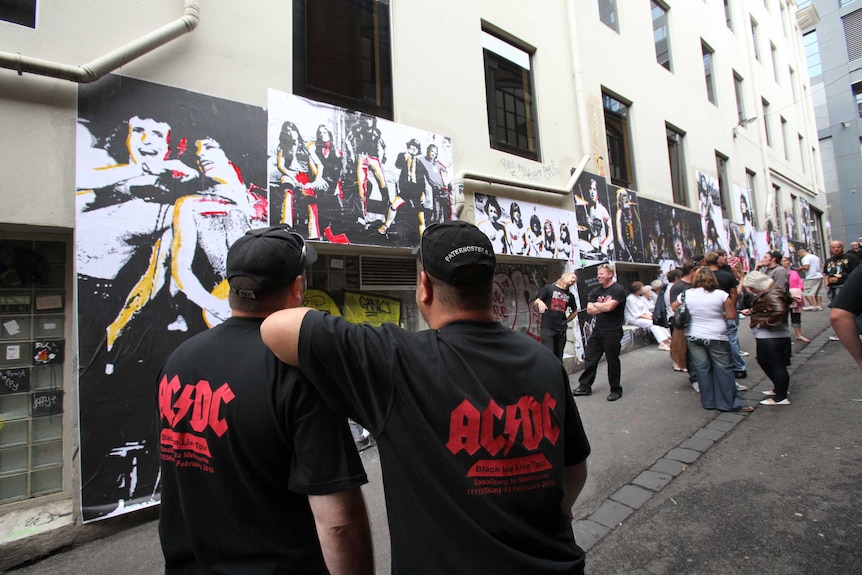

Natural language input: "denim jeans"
[726,318,746,372]
[686,337,741,411]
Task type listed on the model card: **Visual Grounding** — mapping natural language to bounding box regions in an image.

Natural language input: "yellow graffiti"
[303,289,342,316]
[343,291,400,326]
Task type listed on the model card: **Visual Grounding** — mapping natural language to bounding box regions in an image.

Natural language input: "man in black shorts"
[158,227,372,574]
[573,263,627,401]
[262,221,591,574]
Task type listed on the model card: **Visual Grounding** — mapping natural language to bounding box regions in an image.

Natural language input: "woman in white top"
[683,268,755,412]
[625,281,672,350]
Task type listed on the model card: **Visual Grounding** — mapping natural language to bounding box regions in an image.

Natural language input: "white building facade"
[0,0,824,565]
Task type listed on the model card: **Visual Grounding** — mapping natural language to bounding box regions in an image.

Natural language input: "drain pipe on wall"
[452,154,590,218]
[0,0,200,83]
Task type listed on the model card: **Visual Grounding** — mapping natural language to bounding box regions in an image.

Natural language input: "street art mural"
[573,172,615,265]
[474,193,577,263]
[491,263,548,338]
[268,91,454,248]
[76,75,266,521]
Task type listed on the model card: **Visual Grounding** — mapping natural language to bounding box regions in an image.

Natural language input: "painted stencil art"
[268,90,454,248]
[76,75,266,521]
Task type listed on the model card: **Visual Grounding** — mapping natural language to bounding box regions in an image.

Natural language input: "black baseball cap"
[413,221,496,285]
[226,226,318,298]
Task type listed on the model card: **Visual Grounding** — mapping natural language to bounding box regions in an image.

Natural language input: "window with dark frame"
[750,17,760,61]
[715,152,731,219]
[292,0,393,119]
[666,125,687,206]
[702,41,716,105]
[746,169,759,228]
[651,1,672,71]
[604,91,635,189]
[762,98,772,146]
[483,30,540,161]
[853,83,862,117]
[733,71,746,123]
[0,0,36,28]
[724,0,734,31]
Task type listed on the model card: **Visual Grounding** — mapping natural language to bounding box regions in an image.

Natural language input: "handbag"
[673,290,691,329]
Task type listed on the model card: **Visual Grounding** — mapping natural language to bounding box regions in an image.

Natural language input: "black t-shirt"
[588,282,627,331]
[299,312,591,574]
[670,280,692,304]
[158,317,367,574]
[535,283,576,331]
[713,268,737,294]
[831,265,862,315]
[825,252,859,287]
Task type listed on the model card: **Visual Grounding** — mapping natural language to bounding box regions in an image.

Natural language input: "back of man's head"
[704,252,719,266]
[226,226,318,315]
[414,221,496,310]
[681,259,696,276]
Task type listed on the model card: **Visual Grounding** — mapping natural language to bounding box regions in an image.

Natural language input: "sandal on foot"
[797,336,810,343]
[729,405,755,413]
[673,367,688,373]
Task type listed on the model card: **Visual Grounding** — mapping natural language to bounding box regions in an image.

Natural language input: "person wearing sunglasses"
[158,226,372,575]
[262,221,591,574]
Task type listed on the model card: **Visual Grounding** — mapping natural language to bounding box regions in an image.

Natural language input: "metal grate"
[360,256,416,290]
[844,9,862,62]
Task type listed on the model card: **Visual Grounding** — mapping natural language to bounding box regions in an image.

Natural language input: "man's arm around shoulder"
[309,488,374,575]
[261,307,315,366]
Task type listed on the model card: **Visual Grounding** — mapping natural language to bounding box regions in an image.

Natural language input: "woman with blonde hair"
[742,270,793,405]
[683,267,754,412]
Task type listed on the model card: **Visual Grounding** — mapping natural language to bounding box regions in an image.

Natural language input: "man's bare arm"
[830,308,862,371]
[562,461,588,518]
[260,307,313,366]
[308,488,374,575]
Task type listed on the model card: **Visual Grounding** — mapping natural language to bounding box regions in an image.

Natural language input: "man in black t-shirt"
[824,240,859,302]
[158,227,372,575]
[263,222,591,575]
[573,263,628,401]
[830,265,862,371]
[534,271,578,362]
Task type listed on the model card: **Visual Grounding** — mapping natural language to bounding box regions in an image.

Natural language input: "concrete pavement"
[6,308,859,574]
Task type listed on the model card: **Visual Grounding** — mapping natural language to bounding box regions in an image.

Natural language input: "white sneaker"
[760,398,790,405]
[802,306,815,311]
[829,336,841,341]
[735,382,748,391]
[692,382,700,393]
[739,351,750,357]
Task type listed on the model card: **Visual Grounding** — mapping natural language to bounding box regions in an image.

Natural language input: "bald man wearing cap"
[262,221,591,574]
[158,226,372,575]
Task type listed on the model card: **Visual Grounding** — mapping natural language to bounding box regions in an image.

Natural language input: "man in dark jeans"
[574,263,627,401]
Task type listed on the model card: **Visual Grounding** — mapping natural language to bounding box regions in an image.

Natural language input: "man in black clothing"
[158,227,372,575]
[534,271,578,362]
[830,265,862,371]
[706,252,747,380]
[262,221,591,574]
[573,263,628,401]
[824,240,859,302]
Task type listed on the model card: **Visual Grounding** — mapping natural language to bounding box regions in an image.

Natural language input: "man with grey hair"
[574,263,628,401]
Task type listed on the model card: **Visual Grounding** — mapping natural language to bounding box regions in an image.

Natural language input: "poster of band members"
[696,171,730,254]
[268,90,454,248]
[76,75,267,521]
[573,171,615,265]
[473,193,578,263]
[731,183,758,270]
[800,198,812,248]
[608,186,645,263]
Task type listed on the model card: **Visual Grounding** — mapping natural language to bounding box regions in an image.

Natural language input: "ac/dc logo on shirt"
[445,393,561,457]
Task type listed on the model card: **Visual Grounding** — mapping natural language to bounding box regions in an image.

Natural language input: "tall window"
[762,99,772,146]
[0,0,36,28]
[715,152,731,219]
[798,134,807,173]
[746,169,759,227]
[770,42,780,83]
[733,72,746,122]
[604,91,635,189]
[780,1,788,37]
[780,116,789,160]
[483,30,540,161]
[667,124,687,206]
[651,1,672,71]
[598,0,619,32]
[803,31,822,80]
[789,66,798,101]
[853,83,862,117]
[750,18,760,61]
[702,42,716,105]
[292,0,393,119]
[724,0,734,31]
